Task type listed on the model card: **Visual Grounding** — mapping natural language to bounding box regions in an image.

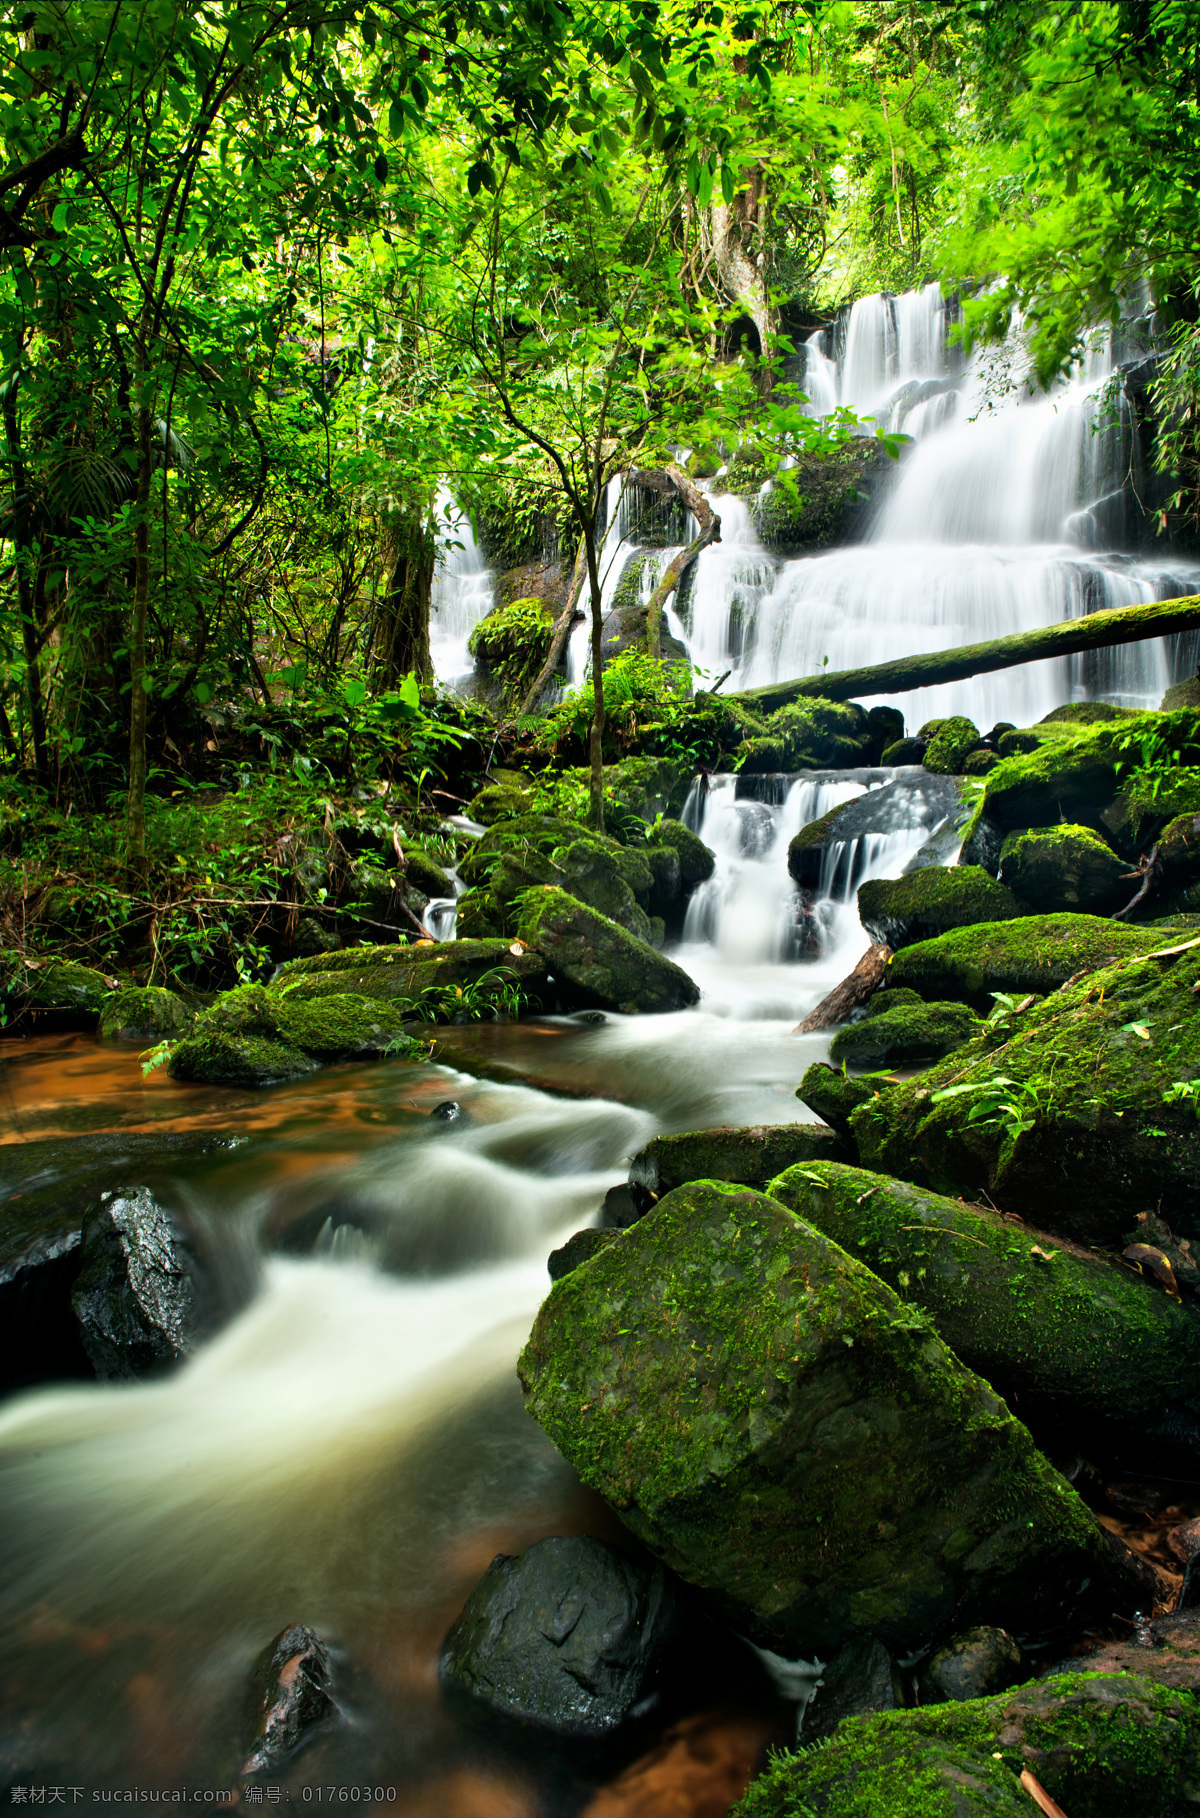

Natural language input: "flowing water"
[3,289,1199,1807]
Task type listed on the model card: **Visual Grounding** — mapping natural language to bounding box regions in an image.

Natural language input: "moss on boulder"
[997,824,1130,915]
[5,957,114,1029]
[627,1122,847,1210]
[1163,673,1200,711]
[604,756,691,824]
[169,984,422,1087]
[982,709,1200,839]
[857,867,1027,950]
[648,818,715,887]
[923,716,982,775]
[830,1000,982,1069]
[514,886,699,1014]
[851,939,1200,1243]
[886,913,1178,1010]
[796,1062,896,1138]
[402,848,455,899]
[519,1179,1137,1658]
[735,1673,1200,1818]
[739,698,870,774]
[1041,701,1140,726]
[272,937,551,1010]
[468,596,555,705]
[767,1160,1200,1467]
[100,986,194,1043]
[752,442,884,554]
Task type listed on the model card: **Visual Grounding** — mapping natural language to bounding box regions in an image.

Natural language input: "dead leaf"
[1030,1245,1059,1264]
[1019,1769,1069,1818]
[1123,1243,1179,1294]
[1016,994,1036,1012]
[508,942,526,956]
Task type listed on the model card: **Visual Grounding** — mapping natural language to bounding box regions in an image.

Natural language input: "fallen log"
[628,465,721,658]
[735,593,1200,713]
[794,942,892,1034]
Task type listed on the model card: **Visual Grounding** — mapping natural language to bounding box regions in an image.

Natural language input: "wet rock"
[71,1188,197,1380]
[739,699,871,774]
[401,847,456,899]
[752,441,887,554]
[515,887,700,1015]
[802,1638,904,1742]
[886,911,1182,1010]
[923,716,982,775]
[880,736,926,766]
[787,774,964,890]
[458,815,661,940]
[795,1062,895,1142]
[1168,1518,1200,1565]
[625,1122,847,1218]
[169,984,422,1087]
[829,998,982,1069]
[959,811,1005,875]
[866,706,906,764]
[242,1623,335,1775]
[429,1099,465,1123]
[1044,1603,1200,1696]
[580,1711,775,1818]
[922,1628,1022,1703]
[983,708,1200,845]
[0,1210,92,1393]
[737,1672,1200,1818]
[271,938,551,1012]
[99,986,194,1042]
[439,1535,678,1737]
[600,1184,641,1230]
[850,939,1200,1242]
[519,1179,1138,1658]
[1163,672,1200,711]
[767,1161,1200,1467]
[997,823,1130,915]
[5,957,114,1031]
[857,866,1027,950]
[647,818,715,888]
[548,1228,621,1280]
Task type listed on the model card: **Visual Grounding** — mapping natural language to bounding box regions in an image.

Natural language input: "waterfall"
[428,488,494,687]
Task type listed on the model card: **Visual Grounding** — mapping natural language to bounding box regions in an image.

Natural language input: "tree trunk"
[793,943,892,1034]
[517,534,588,717]
[584,529,605,833]
[630,466,721,657]
[2,394,48,782]
[736,593,1200,713]
[125,399,153,877]
[378,512,434,687]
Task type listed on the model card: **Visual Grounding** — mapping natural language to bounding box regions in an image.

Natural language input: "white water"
[428,488,494,687]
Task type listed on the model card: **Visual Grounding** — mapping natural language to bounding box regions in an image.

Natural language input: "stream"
[3,285,1200,1809]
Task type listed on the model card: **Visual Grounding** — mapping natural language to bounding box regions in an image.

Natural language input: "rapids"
[4,287,1199,1805]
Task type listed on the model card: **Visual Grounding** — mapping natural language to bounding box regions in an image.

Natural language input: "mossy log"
[628,465,721,658]
[733,592,1200,712]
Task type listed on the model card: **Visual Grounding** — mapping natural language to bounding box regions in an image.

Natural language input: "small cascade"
[683,495,776,676]
[428,489,494,687]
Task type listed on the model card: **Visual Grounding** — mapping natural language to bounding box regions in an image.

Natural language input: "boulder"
[795,1062,896,1141]
[881,737,926,766]
[1,1197,92,1393]
[997,823,1130,915]
[71,1188,197,1380]
[829,998,982,1069]
[1041,701,1140,726]
[964,748,999,775]
[768,1160,1200,1469]
[169,984,423,1087]
[6,957,114,1030]
[468,596,556,707]
[1163,673,1200,711]
[739,699,871,774]
[647,818,715,888]
[604,757,692,825]
[923,716,982,775]
[866,706,906,765]
[885,912,1182,1010]
[735,1673,1200,1818]
[752,441,886,554]
[549,1228,621,1280]
[922,1628,1022,1704]
[1159,811,1200,896]
[981,708,1200,843]
[857,867,1027,950]
[1044,1601,1200,1695]
[625,1122,847,1217]
[99,986,194,1042]
[401,847,456,899]
[802,1638,904,1743]
[438,1536,678,1737]
[515,887,700,1014]
[959,811,1005,875]
[787,775,965,890]
[519,1179,1138,1658]
[849,940,1200,1243]
[242,1623,335,1775]
[272,938,551,1010]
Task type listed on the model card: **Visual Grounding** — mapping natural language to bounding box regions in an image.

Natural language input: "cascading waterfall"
[428,488,494,687]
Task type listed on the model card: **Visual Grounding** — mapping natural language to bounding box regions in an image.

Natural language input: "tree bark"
[516,534,588,717]
[629,465,722,657]
[736,593,1200,713]
[125,397,153,877]
[2,392,48,782]
[378,511,434,687]
[585,528,605,833]
[793,942,892,1034]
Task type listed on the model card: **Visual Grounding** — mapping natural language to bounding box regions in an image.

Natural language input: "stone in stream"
[519,1180,1142,1660]
[438,1536,678,1737]
[623,1122,847,1218]
[795,1063,895,1143]
[169,982,425,1086]
[885,911,1188,1010]
[4,957,115,1031]
[735,1673,1200,1818]
[856,866,1027,951]
[765,1160,1200,1470]
[516,887,700,1014]
[549,1227,621,1280]
[802,1638,904,1743]
[850,938,1200,1244]
[99,984,195,1041]
[920,1627,1022,1704]
[786,774,965,891]
[829,993,982,1070]
[241,1623,336,1774]
[996,823,1131,915]
[71,1188,198,1380]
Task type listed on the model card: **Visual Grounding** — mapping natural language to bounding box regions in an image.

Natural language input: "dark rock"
[71,1188,197,1380]
[880,737,926,766]
[515,887,699,1015]
[519,1180,1138,1658]
[885,911,1182,1010]
[923,716,982,775]
[1163,673,1200,711]
[1167,1518,1200,1565]
[573,1009,608,1025]
[787,774,964,891]
[802,1638,903,1742]
[857,866,1026,950]
[273,938,552,1012]
[829,999,982,1069]
[963,748,999,775]
[548,1228,621,1281]
[865,706,906,765]
[0,1218,92,1394]
[169,983,424,1087]
[430,1099,465,1123]
[1042,1604,1200,1696]
[99,986,194,1042]
[626,1122,847,1216]
[997,822,1130,915]
[5,958,114,1031]
[600,1184,642,1230]
[795,1062,894,1142]
[959,811,1005,875]
[402,847,456,899]
[242,1623,335,1775]
[438,1536,677,1737]
[922,1628,1022,1704]
[1159,811,1200,893]
[739,699,871,774]
[647,819,715,888]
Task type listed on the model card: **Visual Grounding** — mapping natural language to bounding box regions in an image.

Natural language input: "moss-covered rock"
[735,1673,1200,1818]
[604,756,692,824]
[1103,761,1200,853]
[459,812,660,940]
[1041,701,1140,726]
[1163,672,1200,711]
[886,913,1179,1010]
[519,1179,1138,1658]
[99,986,195,1043]
[796,1062,896,1139]
[272,937,551,1011]
[982,709,1200,841]
[881,737,926,766]
[923,717,982,775]
[402,848,455,899]
[767,1160,1200,1467]
[857,867,1027,950]
[850,939,1200,1243]
[5,957,114,1029]
[169,984,423,1087]
[829,1000,983,1069]
[514,887,699,1014]
[648,817,715,887]
[739,698,870,774]
[752,442,885,554]
[465,771,539,824]
[468,596,555,706]
[627,1122,847,1213]
[997,824,1130,915]
[964,748,1000,775]
[452,888,509,940]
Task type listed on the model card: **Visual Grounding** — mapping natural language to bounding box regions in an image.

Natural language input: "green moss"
[169,983,423,1085]
[15,958,113,1026]
[766,1160,1200,1439]
[881,737,926,766]
[886,913,1179,1010]
[830,1000,982,1069]
[739,698,870,774]
[923,717,982,776]
[629,1122,847,1203]
[735,1672,1200,1818]
[983,709,1200,835]
[514,885,698,1013]
[752,443,881,554]
[1041,701,1141,726]
[467,596,555,704]
[272,937,549,1010]
[997,824,1129,915]
[518,1179,1118,1658]
[1162,674,1200,710]
[100,986,194,1042]
[857,867,1027,950]
[850,940,1200,1242]
[648,817,715,886]
[402,848,455,899]
[796,1062,895,1138]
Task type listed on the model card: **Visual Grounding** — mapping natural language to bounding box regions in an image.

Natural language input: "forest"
[3,0,1200,1811]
